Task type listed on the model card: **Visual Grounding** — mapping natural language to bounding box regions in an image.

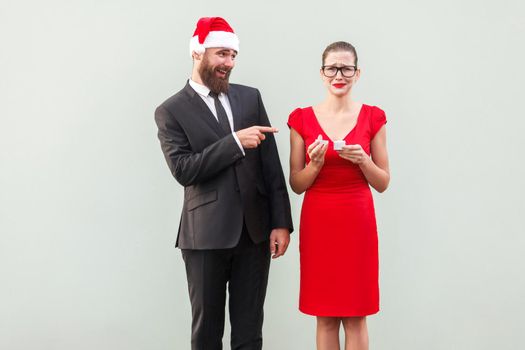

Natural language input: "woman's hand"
[289,130,326,194]
[337,144,370,165]
[307,135,328,168]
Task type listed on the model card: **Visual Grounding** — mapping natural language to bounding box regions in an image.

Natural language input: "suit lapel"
[183,82,224,137]
[227,86,243,131]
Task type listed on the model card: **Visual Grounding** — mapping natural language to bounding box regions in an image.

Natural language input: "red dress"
[288,105,387,316]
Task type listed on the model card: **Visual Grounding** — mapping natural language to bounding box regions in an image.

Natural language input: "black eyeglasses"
[321,65,357,78]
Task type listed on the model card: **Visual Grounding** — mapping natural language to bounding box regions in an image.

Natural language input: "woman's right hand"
[307,135,328,169]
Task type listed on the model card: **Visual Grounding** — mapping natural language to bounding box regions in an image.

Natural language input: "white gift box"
[333,140,346,150]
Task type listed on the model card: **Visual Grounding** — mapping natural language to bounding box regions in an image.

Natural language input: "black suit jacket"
[155,82,293,249]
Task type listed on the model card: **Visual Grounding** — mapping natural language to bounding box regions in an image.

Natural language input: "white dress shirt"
[188,79,244,153]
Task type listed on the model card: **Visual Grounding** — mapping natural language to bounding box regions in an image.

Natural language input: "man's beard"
[199,56,232,94]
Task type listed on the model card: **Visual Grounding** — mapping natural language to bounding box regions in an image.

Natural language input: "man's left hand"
[269,228,290,259]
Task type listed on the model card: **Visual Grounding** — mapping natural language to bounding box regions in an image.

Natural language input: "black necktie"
[209,92,232,135]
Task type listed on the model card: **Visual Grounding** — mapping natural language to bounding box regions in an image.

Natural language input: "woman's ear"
[354,67,361,82]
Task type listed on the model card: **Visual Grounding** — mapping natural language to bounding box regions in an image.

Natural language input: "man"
[154,17,293,350]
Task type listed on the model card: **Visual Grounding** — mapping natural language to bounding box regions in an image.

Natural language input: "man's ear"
[192,51,203,61]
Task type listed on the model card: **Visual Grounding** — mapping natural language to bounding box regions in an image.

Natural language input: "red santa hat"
[189,17,239,57]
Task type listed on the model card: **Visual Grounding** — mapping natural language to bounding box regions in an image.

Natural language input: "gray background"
[1,0,524,349]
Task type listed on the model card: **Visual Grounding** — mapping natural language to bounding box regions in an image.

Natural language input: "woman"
[288,41,390,350]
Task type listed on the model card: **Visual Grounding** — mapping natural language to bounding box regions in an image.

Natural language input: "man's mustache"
[216,65,232,73]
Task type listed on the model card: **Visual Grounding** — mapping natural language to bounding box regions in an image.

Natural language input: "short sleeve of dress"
[370,106,387,139]
[287,108,304,136]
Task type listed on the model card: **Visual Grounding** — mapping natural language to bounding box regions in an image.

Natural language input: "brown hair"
[322,41,358,67]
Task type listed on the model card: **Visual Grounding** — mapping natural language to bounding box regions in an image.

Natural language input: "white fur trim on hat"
[189,31,239,57]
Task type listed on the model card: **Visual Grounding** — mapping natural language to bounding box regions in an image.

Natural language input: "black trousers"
[181,228,271,350]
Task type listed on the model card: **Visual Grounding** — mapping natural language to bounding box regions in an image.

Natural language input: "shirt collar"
[189,79,212,98]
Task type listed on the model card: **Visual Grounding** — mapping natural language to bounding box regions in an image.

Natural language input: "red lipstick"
[333,83,346,89]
